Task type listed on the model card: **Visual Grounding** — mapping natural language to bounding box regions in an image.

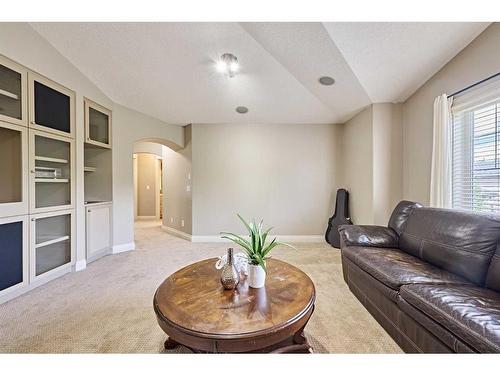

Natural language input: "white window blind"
[452,84,500,213]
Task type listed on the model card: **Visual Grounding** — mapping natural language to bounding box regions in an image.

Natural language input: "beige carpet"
[0,221,401,353]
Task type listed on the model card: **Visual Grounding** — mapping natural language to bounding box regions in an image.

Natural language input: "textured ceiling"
[30,22,490,125]
[324,22,490,102]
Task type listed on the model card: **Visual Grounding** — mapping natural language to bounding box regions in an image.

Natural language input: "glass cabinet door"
[30,211,73,280]
[28,72,75,138]
[0,216,28,299]
[30,130,74,213]
[0,122,28,218]
[85,99,111,148]
[0,56,27,126]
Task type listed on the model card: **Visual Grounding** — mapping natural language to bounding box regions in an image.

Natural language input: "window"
[452,96,500,213]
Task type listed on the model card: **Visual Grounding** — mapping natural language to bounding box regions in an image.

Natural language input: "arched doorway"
[131,129,192,245]
[133,141,164,223]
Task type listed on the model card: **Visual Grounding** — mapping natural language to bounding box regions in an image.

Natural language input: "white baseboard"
[1,266,71,305]
[112,242,136,254]
[74,259,87,272]
[191,235,325,243]
[161,225,192,241]
[274,235,325,242]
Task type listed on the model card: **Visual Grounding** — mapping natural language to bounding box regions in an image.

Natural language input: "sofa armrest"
[338,225,399,248]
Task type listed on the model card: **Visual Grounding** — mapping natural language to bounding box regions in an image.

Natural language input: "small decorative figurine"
[220,248,240,290]
[215,251,248,275]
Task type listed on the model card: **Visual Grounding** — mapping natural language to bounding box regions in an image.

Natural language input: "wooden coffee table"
[153,258,316,353]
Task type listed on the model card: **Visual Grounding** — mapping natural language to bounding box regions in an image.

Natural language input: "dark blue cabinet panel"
[34,81,71,134]
[0,221,23,291]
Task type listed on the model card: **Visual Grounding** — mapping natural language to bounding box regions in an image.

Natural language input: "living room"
[1,1,499,373]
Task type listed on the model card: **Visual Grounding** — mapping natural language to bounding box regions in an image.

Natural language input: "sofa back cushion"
[399,207,500,286]
[388,200,422,236]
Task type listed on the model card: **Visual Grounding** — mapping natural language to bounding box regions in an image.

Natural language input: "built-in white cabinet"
[0,55,27,127]
[29,130,75,213]
[85,98,111,148]
[0,54,116,305]
[0,215,28,303]
[0,121,28,218]
[83,99,113,265]
[28,72,75,139]
[86,203,112,263]
[30,210,74,285]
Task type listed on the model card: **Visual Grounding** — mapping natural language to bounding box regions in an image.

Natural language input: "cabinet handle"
[31,218,35,222]
[88,210,92,213]
[30,170,35,174]
[30,121,35,125]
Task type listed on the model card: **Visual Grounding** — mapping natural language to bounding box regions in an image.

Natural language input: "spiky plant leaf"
[221,214,295,273]
[237,213,252,233]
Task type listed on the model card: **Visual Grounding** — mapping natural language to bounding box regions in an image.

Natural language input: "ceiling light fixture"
[319,76,335,86]
[235,106,248,114]
[216,53,239,78]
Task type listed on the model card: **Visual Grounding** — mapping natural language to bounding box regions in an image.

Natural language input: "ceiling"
[30,22,490,125]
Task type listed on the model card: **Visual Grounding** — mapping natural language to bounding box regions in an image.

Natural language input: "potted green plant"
[220,214,295,288]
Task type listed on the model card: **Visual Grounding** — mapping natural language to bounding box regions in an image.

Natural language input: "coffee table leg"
[295,331,313,353]
[164,337,181,350]
[293,330,307,345]
[270,329,313,354]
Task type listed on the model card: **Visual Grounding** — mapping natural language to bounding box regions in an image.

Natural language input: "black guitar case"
[325,188,352,248]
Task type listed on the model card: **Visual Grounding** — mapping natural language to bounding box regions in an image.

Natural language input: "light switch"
[146,185,150,190]
[181,220,185,227]
[186,185,191,192]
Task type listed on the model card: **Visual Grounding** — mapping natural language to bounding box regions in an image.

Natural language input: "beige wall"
[372,103,403,225]
[133,142,164,157]
[341,106,374,224]
[112,104,184,248]
[403,23,500,205]
[191,123,342,236]
[163,125,193,234]
[136,153,158,217]
[340,103,403,225]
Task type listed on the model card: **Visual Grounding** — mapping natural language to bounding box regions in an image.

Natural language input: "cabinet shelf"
[32,211,73,279]
[32,131,73,212]
[35,178,69,183]
[34,156,68,164]
[35,235,70,249]
[84,166,96,173]
[0,88,19,100]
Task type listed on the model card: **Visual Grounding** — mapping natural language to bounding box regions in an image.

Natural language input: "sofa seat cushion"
[401,284,500,352]
[342,246,471,291]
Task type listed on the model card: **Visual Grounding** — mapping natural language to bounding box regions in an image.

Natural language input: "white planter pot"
[248,264,266,288]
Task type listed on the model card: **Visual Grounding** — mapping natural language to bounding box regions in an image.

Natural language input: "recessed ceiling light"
[216,53,239,78]
[236,106,248,114]
[319,76,335,86]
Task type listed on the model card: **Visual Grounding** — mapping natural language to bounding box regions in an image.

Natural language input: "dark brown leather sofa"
[339,201,500,353]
